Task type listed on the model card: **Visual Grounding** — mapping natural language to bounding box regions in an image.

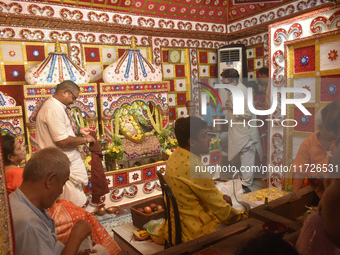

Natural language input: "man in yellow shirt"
[159,117,248,243]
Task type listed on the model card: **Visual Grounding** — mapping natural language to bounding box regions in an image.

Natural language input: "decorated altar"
[86,37,171,211]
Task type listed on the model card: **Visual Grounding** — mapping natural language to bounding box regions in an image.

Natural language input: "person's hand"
[219,106,227,113]
[80,127,91,136]
[71,219,92,242]
[223,194,233,206]
[84,135,95,143]
[225,100,233,110]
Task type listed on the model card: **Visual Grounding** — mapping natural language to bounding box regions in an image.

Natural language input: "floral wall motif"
[0,0,226,35]
[228,0,328,33]
[269,5,340,190]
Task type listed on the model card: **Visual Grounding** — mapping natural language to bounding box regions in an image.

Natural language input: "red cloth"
[89,130,109,203]
[48,199,121,255]
[5,167,23,194]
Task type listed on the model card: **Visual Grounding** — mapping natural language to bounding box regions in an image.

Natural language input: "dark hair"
[238,233,299,255]
[23,147,70,182]
[220,68,239,84]
[186,100,192,107]
[322,98,340,136]
[259,67,269,76]
[55,80,80,93]
[2,134,15,165]
[174,117,208,148]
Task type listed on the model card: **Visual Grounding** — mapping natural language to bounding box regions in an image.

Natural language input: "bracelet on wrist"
[84,137,88,144]
[77,127,81,136]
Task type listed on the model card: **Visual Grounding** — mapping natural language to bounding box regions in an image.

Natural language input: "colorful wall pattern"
[269,5,340,190]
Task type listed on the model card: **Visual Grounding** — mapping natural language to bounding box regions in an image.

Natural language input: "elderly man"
[35,80,95,207]
[221,68,263,191]
[184,100,203,119]
[159,117,248,243]
[9,147,93,255]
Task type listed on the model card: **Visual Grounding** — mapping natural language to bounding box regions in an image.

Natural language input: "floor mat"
[95,206,133,234]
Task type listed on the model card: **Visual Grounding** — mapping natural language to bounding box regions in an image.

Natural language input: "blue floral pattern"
[146,170,153,177]
[117,175,125,183]
[328,84,337,95]
[12,71,19,77]
[29,88,36,95]
[300,115,309,125]
[33,50,39,56]
[300,55,309,66]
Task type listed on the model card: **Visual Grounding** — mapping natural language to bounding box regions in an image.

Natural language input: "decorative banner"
[233,0,282,4]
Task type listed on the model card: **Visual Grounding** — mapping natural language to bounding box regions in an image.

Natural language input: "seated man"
[9,147,93,255]
[159,117,248,243]
[292,106,339,198]
[184,100,203,119]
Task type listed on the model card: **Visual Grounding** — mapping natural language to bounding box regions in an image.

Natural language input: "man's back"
[162,147,247,242]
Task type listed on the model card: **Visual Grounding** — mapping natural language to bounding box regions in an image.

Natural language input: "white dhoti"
[60,151,89,207]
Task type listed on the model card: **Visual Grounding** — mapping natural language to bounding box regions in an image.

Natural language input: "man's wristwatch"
[84,137,88,144]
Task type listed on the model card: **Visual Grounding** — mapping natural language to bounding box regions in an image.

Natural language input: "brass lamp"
[98,134,108,151]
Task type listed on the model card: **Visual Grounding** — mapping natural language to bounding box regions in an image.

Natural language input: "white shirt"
[36,97,88,185]
[227,83,263,161]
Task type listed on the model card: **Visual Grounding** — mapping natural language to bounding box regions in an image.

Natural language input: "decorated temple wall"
[0,31,224,126]
[226,0,328,33]
[229,32,269,78]
[268,5,340,190]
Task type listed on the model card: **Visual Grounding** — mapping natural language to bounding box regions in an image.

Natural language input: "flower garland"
[146,105,161,134]
[114,111,120,136]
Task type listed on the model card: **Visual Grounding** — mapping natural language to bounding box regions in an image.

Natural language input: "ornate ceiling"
[0,0,333,41]
[32,0,291,24]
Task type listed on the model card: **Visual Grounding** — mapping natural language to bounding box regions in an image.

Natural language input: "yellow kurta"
[159,147,248,243]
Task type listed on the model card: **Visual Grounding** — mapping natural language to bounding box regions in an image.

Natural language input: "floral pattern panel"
[285,33,340,191]
[246,43,265,82]
[161,48,191,123]
[82,44,152,82]
[0,41,68,85]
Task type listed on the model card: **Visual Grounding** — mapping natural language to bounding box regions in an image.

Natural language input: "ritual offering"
[130,197,165,229]
[239,187,288,207]
[132,230,150,241]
